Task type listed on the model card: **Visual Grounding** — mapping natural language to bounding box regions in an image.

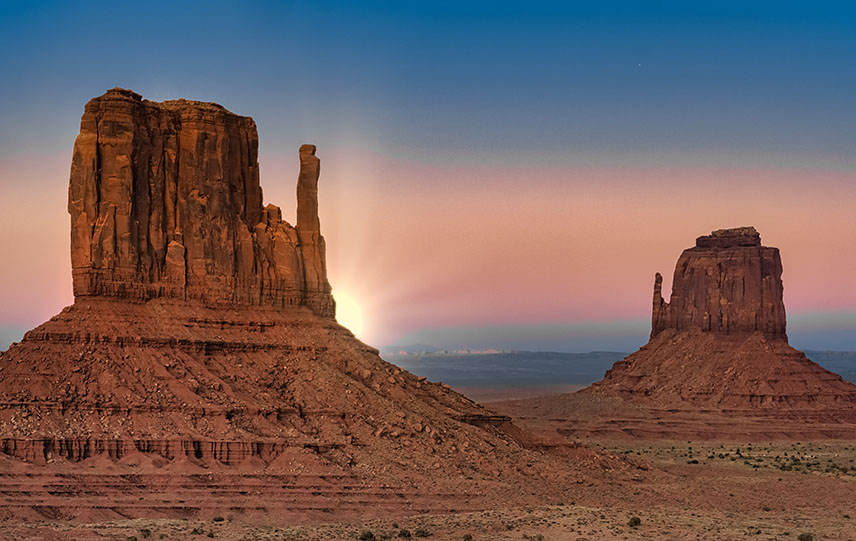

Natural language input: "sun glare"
[334,291,365,340]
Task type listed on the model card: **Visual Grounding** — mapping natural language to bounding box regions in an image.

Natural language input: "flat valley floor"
[1,440,854,539]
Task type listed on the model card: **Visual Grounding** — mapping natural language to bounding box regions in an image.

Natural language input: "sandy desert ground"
[2,420,853,540]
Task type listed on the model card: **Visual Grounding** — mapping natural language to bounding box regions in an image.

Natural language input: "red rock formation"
[0,89,613,520]
[651,227,786,340]
[587,227,856,413]
[68,88,333,316]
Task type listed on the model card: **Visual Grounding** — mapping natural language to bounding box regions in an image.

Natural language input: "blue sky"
[2,1,855,158]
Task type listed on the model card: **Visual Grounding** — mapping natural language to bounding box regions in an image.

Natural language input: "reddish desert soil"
[490,391,856,441]
[2,388,855,540]
[1,440,854,540]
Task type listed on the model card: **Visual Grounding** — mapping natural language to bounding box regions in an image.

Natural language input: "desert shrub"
[398,530,412,538]
[414,528,430,537]
[797,534,813,541]
[359,531,376,541]
[213,516,225,522]
[463,535,473,541]
[190,528,204,535]
[140,528,152,538]
[628,516,642,528]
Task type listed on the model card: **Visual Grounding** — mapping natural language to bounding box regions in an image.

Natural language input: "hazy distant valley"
[383,347,856,401]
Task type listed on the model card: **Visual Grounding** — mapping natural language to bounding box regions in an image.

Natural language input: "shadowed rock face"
[68,88,334,317]
[586,226,856,411]
[651,226,786,340]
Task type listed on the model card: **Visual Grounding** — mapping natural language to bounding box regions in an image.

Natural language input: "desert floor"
[1,439,853,540]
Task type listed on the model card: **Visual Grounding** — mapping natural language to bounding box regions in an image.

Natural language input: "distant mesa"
[651,226,785,340]
[585,226,856,412]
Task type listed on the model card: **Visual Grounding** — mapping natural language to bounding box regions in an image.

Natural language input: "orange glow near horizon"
[2,149,855,348]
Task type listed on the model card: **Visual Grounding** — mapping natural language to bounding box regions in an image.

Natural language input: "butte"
[496,227,856,440]
[0,88,627,521]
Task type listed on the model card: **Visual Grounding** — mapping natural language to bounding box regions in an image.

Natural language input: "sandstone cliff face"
[68,88,334,316]
[651,226,786,340]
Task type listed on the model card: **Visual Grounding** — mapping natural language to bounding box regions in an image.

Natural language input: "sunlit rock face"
[651,226,786,340]
[68,88,334,317]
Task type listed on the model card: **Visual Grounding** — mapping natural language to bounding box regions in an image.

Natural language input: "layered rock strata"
[586,227,856,412]
[69,88,333,316]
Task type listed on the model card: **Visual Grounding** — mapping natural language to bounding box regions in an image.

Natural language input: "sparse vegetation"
[628,516,642,528]
[359,531,376,541]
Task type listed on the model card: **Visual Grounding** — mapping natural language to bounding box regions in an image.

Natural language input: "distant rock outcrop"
[586,227,856,412]
[651,226,786,340]
[69,88,333,316]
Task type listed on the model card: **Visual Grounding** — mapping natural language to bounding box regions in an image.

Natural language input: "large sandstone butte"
[68,88,333,316]
[0,89,625,521]
[587,227,856,412]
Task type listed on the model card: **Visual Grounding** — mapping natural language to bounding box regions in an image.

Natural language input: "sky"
[1,1,855,352]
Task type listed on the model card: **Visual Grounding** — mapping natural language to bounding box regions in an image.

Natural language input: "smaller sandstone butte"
[69,88,333,316]
[651,226,786,340]
[586,227,856,413]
